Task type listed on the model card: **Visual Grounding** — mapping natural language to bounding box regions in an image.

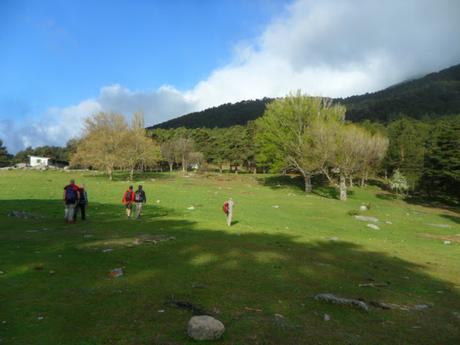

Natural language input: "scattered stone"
[133,234,176,246]
[452,311,460,320]
[323,314,331,321]
[37,316,44,321]
[328,237,339,241]
[314,293,369,312]
[427,223,452,229]
[272,205,280,209]
[244,306,263,312]
[187,206,195,210]
[8,210,42,220]
[109,268,123,278]
[385,221,393,225]
[187,315,225,341]
[158,309,165,313]
[272,313,288,330]
[367,224,380,230]
[83,234,93,238]
[369,301,431,311]
[414,304,430,311]
[358,282,389,288]
[443,240,451,245]
[359,205,368,211]
[355,215,379,223]
[0,271,4,275]
[102,248,113,253]
[156,200,160,204]
[49,270,56,275]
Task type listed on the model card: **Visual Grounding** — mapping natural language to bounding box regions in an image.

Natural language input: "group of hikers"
[63,179,235,225]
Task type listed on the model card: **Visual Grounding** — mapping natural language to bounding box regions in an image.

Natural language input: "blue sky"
[0,0,286,121]
[1,0,459,152]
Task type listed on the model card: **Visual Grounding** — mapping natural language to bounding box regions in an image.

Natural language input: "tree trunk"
[182,158,186,172]
[361,175,365,187]
[340,175,347,201]
[169,162,173,172]
[303,174,312,193]
[234,165,238,174]
[253,166,257,175]
[219,164,223,174]
[107,167,113,181]
[348,176,353,188]
[129,167,134,181]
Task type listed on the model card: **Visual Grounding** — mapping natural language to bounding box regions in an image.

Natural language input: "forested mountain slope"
[149,63,460,129]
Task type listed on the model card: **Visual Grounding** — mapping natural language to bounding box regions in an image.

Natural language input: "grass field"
[0,170,459,345]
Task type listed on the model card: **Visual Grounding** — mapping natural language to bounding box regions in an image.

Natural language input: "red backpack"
[223,202,229,214]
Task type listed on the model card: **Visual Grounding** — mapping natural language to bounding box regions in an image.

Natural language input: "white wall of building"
[29,156,49,167]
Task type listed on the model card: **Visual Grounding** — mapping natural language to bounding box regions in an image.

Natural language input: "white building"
[29,156,50,167]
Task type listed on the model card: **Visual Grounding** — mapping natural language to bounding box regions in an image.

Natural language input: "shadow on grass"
[1,199,460,345]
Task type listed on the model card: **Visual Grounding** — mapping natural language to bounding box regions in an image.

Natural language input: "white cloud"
[3,0,460,153]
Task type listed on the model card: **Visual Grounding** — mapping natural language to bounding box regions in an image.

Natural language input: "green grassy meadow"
[0,170,459,344]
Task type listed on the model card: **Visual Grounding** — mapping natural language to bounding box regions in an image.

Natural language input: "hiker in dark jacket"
[74,184,88,221]
[135,185,147,219]
[122,186,135,218]
[63,179,80,223]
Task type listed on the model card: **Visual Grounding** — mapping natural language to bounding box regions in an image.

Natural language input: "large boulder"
[187,315,225,341]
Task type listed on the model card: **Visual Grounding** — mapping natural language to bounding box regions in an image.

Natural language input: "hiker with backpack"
[134,185,147,219]
[63,179,80,223]
[122,185,135,218]
[223,197,235,226]
[74,184,88,221]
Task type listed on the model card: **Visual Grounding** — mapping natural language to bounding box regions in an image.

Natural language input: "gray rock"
[323,314,331,321]
[427,223,451,228]
[359,205,368,211]
[367,224,380,230]
[187,315,225,341]
[355,215,379,223]
[314,293,369,311]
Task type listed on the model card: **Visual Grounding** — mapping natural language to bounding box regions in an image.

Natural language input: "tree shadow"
[440,214,460,225]
[256,174,305,192]
[376,192,398,201]
[404,194,460,213]
[1,199,460,344]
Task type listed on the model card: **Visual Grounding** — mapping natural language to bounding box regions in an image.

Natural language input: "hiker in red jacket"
[122,185,135,218]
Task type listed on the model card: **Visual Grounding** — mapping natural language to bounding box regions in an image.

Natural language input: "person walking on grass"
[122,185,135,218]
[134,185,147,219]
[63,179,80,223]
[74,184,88,221]
[223,197,235,226]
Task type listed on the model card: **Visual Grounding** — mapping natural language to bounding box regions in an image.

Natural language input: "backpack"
[79,190,87,204]
[223,202,229,214]
[135,190,144,202]
[124,190,133,203]
[65,186,77,203]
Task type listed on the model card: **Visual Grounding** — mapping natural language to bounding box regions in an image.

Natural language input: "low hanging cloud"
[2,0,460,152]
